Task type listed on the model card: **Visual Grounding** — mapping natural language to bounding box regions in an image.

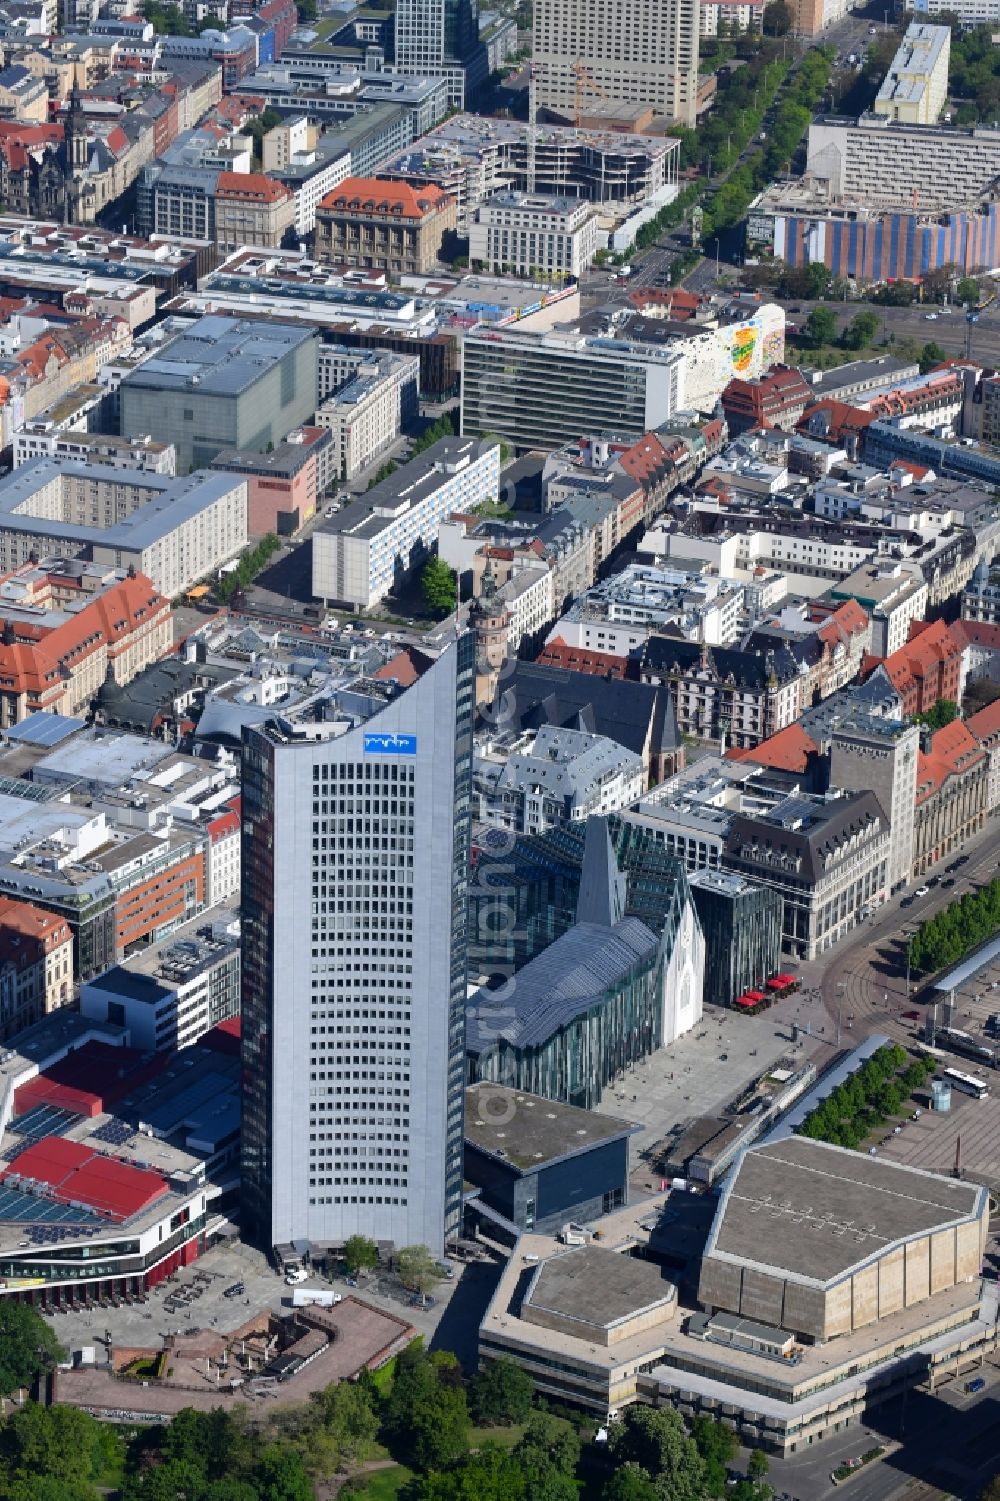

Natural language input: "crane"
[527,62,537,195]
[573,59,610,128]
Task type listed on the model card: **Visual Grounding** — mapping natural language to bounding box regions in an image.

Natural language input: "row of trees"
[698,45,834,243]
[216,533,281,603]
[798,1044,935,1150]
[945,23,1000,125]
[909,877,1000,975]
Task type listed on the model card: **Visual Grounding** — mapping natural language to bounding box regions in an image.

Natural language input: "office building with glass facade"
[240,636,474,1258]
[688,869,782,1008]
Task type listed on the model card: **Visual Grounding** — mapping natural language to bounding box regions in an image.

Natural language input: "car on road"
[943,877,955,887]
[901,895,914,907]
[285,1267,308,1285]
[925,312,938,320]
[915,885,930,897]
[955,854,969,865]
[902,1011,920,1021]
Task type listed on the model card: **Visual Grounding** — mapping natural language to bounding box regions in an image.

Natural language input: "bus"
[943,1068,990,1100]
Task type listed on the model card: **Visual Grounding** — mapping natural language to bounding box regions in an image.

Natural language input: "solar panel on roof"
[6,711,86,747]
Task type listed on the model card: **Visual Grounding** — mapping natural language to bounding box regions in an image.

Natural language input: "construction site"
[379,112,680,234]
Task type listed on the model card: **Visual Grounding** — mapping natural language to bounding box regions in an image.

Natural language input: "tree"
[842,310,879,351]
[763,0,792,33]
[919,340,947,373]
[396,1244,445,1300]
[607,1407,706,1501]
[0,1404,121,1497]
[255,1443,314,1501]
[342,1234,379,1277]
[804,305,837,348]
[514,1412,581,1476]
[309,1379,380,1467]
[470,1357,534,1426]
[420,557,457,617]
[748,1449,770,1483]
[0,1302,64,1395]
[958,276,981,305]
[385,1346,470,1471]
[691,1415,738,1496]
[602,1464,660,1501]
[913,697,958,731]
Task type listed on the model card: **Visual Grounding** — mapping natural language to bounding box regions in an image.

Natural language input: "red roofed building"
[625,287,703,319]
[315,176,458,276]
[726,721,820,778]
[721,365,813,437]
[0,897,72,1042]
[214,169,296,254]
[862,618,963,719]
[966,697,1000,807]
[913,719,988,876]
[0,571,171,728]
[535,637,633,679]
[0,123,64,220]
[797,399,877,458]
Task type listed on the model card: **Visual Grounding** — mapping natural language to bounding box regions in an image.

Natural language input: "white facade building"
[474,723,645,833]
[874,23,950,126]
[80,910,241,1053]
[239,637,474,1257]
[312,438,500,609]
[469,193,602,279]
[316,351,420,481]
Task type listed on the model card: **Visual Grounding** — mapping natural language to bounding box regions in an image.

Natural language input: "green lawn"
[345,1465,415,1499]
[469,1423,526,1450]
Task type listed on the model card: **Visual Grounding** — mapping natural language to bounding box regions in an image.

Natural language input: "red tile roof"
[966,698,1000,743]
[951,619,1000,654]
[216,170,292,203]
[535,637,632,678]
[319,176,453,219]
[726,722,818,774]
[915,720,985,805]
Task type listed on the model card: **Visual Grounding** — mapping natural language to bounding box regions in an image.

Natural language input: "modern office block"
[394,0,487,107]
[240,636,474,1259]
[119,314,319,475]
[462,326,685,453]
[688,869,782,1008]
[874,23,950,126]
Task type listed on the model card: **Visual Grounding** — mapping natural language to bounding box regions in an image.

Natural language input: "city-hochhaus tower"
[240,637,474,1257]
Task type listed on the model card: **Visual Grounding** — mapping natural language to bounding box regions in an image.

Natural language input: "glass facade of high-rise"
[688,870,782,1007]
[469,814,691,981]
[240,636,474,1256]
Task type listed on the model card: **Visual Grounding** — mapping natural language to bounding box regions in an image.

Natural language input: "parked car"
[284,1267,308,1285]
[915,885,930,897]
[966,1377,986,1395]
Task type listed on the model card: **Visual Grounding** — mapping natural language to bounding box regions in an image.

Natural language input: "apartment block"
[533,0,700,126]
[316,352,420,482]
[0,898,72,1042]
[81,909,240,1052]
[874,23,950,126]
[312,437,500,609]
[469,192,602,279]
[213,171,297,255]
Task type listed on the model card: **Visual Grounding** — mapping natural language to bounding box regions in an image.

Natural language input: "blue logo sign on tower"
[363,732,417,756]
